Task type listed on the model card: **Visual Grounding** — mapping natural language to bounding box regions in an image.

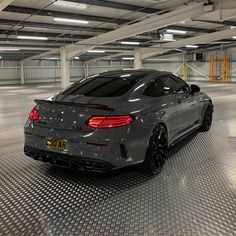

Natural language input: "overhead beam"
[0,46,56,50]
[219,9,236,21]
[4,6,128,25]
[62,0,161,14]
[0,38,145,49]
[0,38,77,46]
[0,28,190,42]
[0,27,205,42]
[20,49,60,63]
[193,19,236,27]
[65,2,204,60]
[0,41,63,47]
[0,19,110,33]
[0,0,14,11]
[141,28,236,59]
[11,41,130,64]
[87,52,130,62]
[87,48,132,53]
[187,42,236,54]
[137,26,215,40]
[0,29,93,40]
[164,25,216,34]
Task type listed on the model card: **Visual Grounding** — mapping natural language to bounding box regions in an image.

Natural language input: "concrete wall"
[0,60,85,85]
[0,60,133,85]
[0,49,236,85]
[144,50,236,82]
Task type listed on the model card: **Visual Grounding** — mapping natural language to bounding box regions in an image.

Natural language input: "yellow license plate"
[45,138,68,151]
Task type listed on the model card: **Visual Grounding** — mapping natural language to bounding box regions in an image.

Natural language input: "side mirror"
[190,84,200,95]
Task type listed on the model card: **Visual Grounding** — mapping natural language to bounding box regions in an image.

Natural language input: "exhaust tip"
[120,143,129,160]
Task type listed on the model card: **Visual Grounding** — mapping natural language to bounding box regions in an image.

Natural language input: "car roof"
[97,69,173,78]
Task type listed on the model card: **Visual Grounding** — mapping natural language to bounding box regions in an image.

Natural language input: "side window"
[161,75,189,93]
[143,79,166,97]
[172,76,190,93]
[162,76,180,92]
[178,83,190,93]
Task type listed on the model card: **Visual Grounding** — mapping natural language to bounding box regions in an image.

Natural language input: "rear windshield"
[62,73,146,97]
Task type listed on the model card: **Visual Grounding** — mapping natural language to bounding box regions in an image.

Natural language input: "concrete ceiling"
[0,0,235,61]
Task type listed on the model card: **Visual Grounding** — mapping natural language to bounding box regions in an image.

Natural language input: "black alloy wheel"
[200,105,213,132]
[143,124,168,175]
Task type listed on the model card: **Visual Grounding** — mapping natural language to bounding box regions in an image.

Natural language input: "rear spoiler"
[34,99,114,111]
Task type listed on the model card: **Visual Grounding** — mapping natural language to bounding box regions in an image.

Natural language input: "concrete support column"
[134,49,142,69]
[20,63,24,85]
[86,63,89,77]
[83,62,89,78]
[60,48,70,89]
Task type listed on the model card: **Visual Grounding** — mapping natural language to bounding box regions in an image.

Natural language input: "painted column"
[20,63,24,85]
[134,49,142,69]
[60,48,70,89]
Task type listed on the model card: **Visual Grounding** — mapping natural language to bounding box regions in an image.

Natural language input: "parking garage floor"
[1,82,236,236]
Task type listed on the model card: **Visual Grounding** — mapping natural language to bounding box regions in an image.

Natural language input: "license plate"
[45,137,68,151]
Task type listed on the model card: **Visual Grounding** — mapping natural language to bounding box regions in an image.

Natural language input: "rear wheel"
[142,124,168,175]
[200,105,213,132]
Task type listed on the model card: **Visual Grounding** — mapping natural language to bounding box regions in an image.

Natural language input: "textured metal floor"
[1,83,236,236]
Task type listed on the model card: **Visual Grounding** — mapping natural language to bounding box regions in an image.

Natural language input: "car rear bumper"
[24,121,149,169]
[24,145,114,172]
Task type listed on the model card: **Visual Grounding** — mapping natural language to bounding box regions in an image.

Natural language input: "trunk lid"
[34,96,125,131]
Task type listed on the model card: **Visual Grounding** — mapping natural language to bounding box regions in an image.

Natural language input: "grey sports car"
[24,69,213,175]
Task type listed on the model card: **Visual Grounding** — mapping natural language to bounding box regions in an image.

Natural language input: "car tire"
[200,104,213,132]
[142,124,168,175]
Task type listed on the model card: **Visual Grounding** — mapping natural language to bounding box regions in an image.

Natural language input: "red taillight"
[29,107,39,121]
[87,115,134,129]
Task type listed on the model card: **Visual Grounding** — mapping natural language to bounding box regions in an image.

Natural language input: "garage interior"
[1,0,236,235]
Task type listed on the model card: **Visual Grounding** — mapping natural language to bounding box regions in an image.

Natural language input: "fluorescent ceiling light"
[45,56,80,60]
[232,36,236,39]
[87,50,105,53]
[0,56,2,59]
[167,29,186,34]
[45,57,60,60]
[23,27,49,31]
[54,17,89,24]
[54,0,87,10]
[121,41,140,45]
[122,57,134,60]
[0,48,20,51]
[146,58,175,61]
[185,45,198,48]
[231,26,236,29]
[17,36,48,40]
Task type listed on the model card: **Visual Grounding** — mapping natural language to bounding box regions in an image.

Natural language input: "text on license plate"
[45,137,68,151]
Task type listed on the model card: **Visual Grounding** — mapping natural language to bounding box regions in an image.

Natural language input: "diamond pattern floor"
[0,83,236,235]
